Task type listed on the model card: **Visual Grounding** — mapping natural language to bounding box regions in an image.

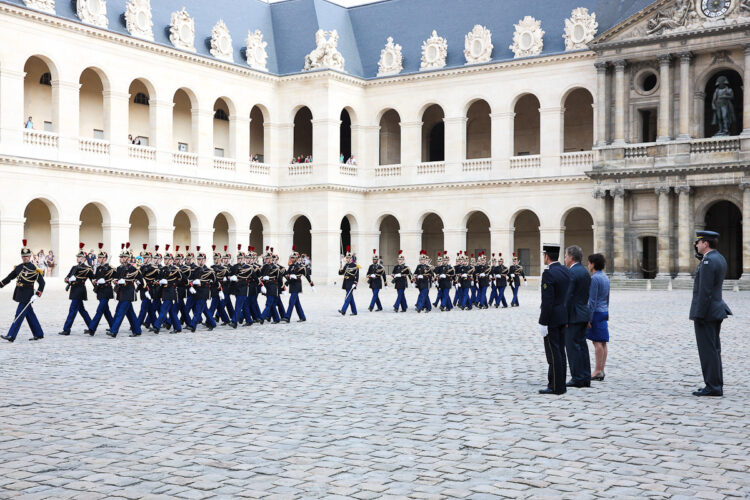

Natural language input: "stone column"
[0,217,26,275]
[361,125,380,169]
[52,80,81,154]
[228,227,250,259]
[310,229,340,284]
[312,118,341,167]
[230,115,250,161]
[539,106,564,172]
[675,186,692,278]
[443,116,467,166]
[490,111,514,173]
[103,223,131,258]
[400,121,422,166]
[612,186,626,275]
[0,68,26,149]
[677,52,693,140]
[655,186,671,277]
[443,228,467,255]
[657,54,672,142]
[593,188,607,254]
[191,108,214,166]
[490,228,512,257]
[148,225,175,249]
[262,122,274,164]
[594,62,608,147]
[150,99,174,164]
[103,89,130,158]
[613,60,627,145]
[398,229,423,265]
[51,219,80,273]
[740,182,750,280]
[742,45,750,137]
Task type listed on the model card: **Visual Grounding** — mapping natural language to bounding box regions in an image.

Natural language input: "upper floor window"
[214,109,229,121]
[133,93,150,105]
[39,72,52,86]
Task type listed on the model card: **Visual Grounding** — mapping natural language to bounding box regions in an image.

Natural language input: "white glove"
[461,274,468,278]
[189,286,196,294]
[68,276,76,283]
[511,274,516,278]
[219,291,225,300]
[479,273,485,278]
[394,273,401,278]
[538,324,548,337]
[97,278,106,284]
[311,285,316,293]
[417,275,423,279]
[352,284,357,289]
[117,279,126,285]
[229,275,238,282]
[192,279,201,285]
[222,277,227,282]
[29,294,38,304]
[471,281,475,286]
[370,274,376,278]
[523,280,528,287]
[289,274,297,280]
[262,275,270,281]
[261,286,267,294]
[145,291,152,301]
[159,279,168,285]
[439,274,446,279]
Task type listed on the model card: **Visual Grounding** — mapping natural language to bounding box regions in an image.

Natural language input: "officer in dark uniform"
[690,230,733,397]
[495,254,509,308]
[338,248,359,315]
[0,240,45,342]
[174,247,189,325]
[432,253,444,308]
[475,253,491,309]
[538,243,570,395]
[183,247,198,322]
[414,251,432,313]
[438,252,455,311]
[60,242,94,335]
[391,250,412,312]
[260,250,282,323]
[229,248,251,327]
[282,247,314,323]
[107,243,144,338]
[207,246,232,325]
[458,253,474,310]
[366,249,387,312]
[272,250,287,320]
[149,248,181,334]
[185,250,218,332]
[222,247,236,320]
[85,243,115,335]
[453,252,463,307]
[247,247,264,323]
[508,254,527,306]
[137,245,158,329]
[488,254,499,306]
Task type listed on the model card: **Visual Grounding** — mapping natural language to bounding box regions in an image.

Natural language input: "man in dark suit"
[538,243,570,395]
[690,230,732,397]
[564,245,592,388]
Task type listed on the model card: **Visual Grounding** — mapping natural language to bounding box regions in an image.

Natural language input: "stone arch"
[291,214,312,257]
[213,97,232,157]
[702,68,743,137]
[702,200,742,279]
[466,99,492,159]
[249,214,268,252]
[23,55,57,132]
[173,209,198,248]
[512,209,541,275]
[513,93,540,156]
[562,87,594,152]
[250,104,267,162]
[23,197,60,258]
[172,87,198,153]
[213,212,235,249]
[562,207,594,261]
[465,210,490,257]
[293,106,313,159]
[127,77,157,146]
[339,214,359,255]
[420,212,444,260]
[79,202,111,251]
[79,67,109,139]
[421,104,444,162]
[129,206,154,248]
[378,214,400,270]
[379,108,401,165]
[339,108,353,162]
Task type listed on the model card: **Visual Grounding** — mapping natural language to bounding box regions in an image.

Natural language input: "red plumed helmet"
[79,242,85,249]
[443,250,447,254]
[98,242,104,249]
[513,252,516,256]
[22,239,27,246]
[346,245,350,252]
[125,242,130,249]
[224,246,227,251]
[212,245,216,251]
[238,244,242,250]
[196,246,200,251]
[471,253,474,258]
[499,253,502,257]
[121,243,125,249]
[293,245,297,251]
[154,245,159,251]
[373,249,376,254]
[250,246,255,251]
[165,244,170,251]
[142,243,147,250]
[186,246,190,251]
[265,246,269,251]
[398,249,403,255]
[175,245,180,251]
[271,247,274,252]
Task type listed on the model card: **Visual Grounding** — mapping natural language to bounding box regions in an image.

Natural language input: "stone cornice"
[587,162,750,180]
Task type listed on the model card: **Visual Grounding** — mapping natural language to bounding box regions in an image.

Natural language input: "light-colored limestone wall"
[78,68,104,138]
[23,199,52,253]
[172,89,192,151]
[379,109,401,165]
[23,57,53,129]
[128,80,151,142]
[513,94,540,156]
[466,100,491,159]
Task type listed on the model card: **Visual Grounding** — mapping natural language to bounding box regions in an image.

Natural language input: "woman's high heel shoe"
[592,372,605,381]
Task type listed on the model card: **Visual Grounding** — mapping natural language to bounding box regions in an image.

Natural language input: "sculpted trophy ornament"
[563,7,598,50]
[170,7,196,53]
[125,0,153,41]
[711,75,736,136]
[646,0,695,34]
[464,25,493,64]
[76,0,108,28]
[210,20,234,62]
[420,30,447,70]
[509,16,544,58]
[245,30,268,71]
[304,29,346,72]
[23,0,55,15]
[377,37,403,76]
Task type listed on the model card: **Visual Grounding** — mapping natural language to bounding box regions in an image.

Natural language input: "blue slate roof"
[4,0,655,78]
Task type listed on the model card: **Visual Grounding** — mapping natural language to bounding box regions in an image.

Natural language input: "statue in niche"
[646,0,693,34]
[711,75,736,136]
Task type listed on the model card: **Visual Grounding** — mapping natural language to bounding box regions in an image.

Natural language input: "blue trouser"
[207,296,231,324]
[89,298,113,332]
[189,299,216,329]
[453,287,460,305]
[479,286,488,307]
[511,284,520,306]
[434,288,442,307]
[7,302,43,340]
[233,295,251,324]
[249,292,262,321]
[369,288,382,310]
[185,294,196,322]
[416,288,431,311]
[471,285,479,304]
[440,288,453,310]
[177,296,188,323]
[285,292,306,320]
[138,298,153,326]
[63,299,92,332]
[341,288,357,315]
[489,285,497,305]
[394,289,407,311]
[262,295,281,322]
[496,286,508,307]
[225,295,235,318]
[154,299,182,332]
[276,296,286,318]
[460,286,473,309]
[110,301,141,336]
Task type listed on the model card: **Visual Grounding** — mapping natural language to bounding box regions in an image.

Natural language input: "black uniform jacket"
[0,262,45,303]
[539,262,570,327]
[689,250,733,321]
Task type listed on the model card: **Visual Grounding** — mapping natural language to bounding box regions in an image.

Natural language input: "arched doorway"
[129,207,151,247]
[466,211,490,256]
[79,68,106,139]
[639,235,658,279]
[340,109,352,162]
[513,210,541,275]
[379,109,401,165]
[703,70,743,137]
[563,88,594,151]
[172,88,195,152]
[466,100,491,159]
[514,94,540,155]
[213,213,229,249]
[79,203,105,250]
[173,210,192,248]
[293,107,313,159]
[421,213,444,260]
[128,79,154,146]
[378,215,400,272]
[213,98,231,157]
[340,216,351,255]
[23,199,53,257]
[23,56,55,132]
[421,104,444,162]
[250,105,266,162]
[704,200,742,279]
[249,215,264,251]
[563,208,594,260]
[292,216,312,257]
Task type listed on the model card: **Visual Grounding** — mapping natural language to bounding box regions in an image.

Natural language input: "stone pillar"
[51,219,80,274]
[490,112,514,173]
[231,115,250,161]
[593,188,607,253]
[228,227,250,259]
[361,125,380,169]
[0,68,26,148]
[742,45,750,137]
[443,116,467,165]
[613,60,627,145]
[677,52,693,140]
[594,62,608,147]
[103,89,130,158]
[675,186,692,278]
[52,80,81,154]
[0,217,26,275]
[400,121,422,166]
[398,229,423,265]
[103,223,131,258]
[192,108,214,164]
[740,182,750,280]
[310,229,339,284]
[657,54,672,142]
[312,118,340,167]
[262,122,274,164]
[490,228,512,257]
[443,228,467,255]
[148,225,174,249]
[190,229,214,257]
[612,186,626,275]
[539,106,564,172]
[150,99,174,164]
[655,186,671,277]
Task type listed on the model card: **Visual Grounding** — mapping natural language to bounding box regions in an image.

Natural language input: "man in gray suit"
[690,230,732,397]
[564,245,592,388]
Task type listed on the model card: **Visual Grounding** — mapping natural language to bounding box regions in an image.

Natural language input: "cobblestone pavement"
[1,283,749,499]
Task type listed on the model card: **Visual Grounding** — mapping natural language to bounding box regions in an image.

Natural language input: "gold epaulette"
[37,268,45,275]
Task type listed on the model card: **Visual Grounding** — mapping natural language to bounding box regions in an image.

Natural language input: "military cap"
[21,239,31,257]
[695,230,719,241]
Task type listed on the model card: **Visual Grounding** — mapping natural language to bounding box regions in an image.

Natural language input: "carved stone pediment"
[170,7,196,53]
[245,30,268,71]
[420,30,447,70]
[304,29,346,72]
[210,20,234,62]
[464,25,493,64]
[125,0,153,41]
[509,16,544,58]
[378,37,403,76]
[563,7,597,50]
[23,0,55,14]
[76,0,108,28]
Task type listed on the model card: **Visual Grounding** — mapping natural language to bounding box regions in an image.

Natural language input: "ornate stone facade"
[304,29,346,72]
[464,25,493,64]
[245,30,268,72]
[124,0,153,41]
[169,7,196,53]
[377,37,403,76]
[420,30,447,70]
[76,0,108,28]
[563,7,598,50]
[23,0,55,15]
[210,20,234,63]
[509,16,544,58]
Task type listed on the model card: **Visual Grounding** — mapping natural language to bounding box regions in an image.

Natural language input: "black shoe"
[1,335,14,343]
[152,329,160,335]
[221,322,229,326]
[393,308,399,313]
[566,381,591,388]
[83,329,95,336]
[539,388,565,395]
[58,331,70,336]
[28,336,43,341]
[186,326,196,333]
[376,308,383,311]
[129,333,141,337]
[207,326,214,331]
[368,307,373,312]
[106,332,116,338]
[351,313,357,316]
[258,319,264,325]
[693,387,723,397]
[338,309,345,316]
[143,323,151,330]
[281,318,290,323]
[416,309,421,313]
[591,372,605,381]
[502,305,508,308]
[297,318,306,322]
[230,322,238,329]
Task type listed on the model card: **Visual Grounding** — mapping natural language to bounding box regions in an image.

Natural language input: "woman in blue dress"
[586,253,610,381]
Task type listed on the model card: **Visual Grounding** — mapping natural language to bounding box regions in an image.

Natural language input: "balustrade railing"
[79,137,110,155]
[23,130,59,148]
[172,151,198,167]
[213,158,236,170]
[690,136,740,154]
[249,162,271,175]
[560,150,594,169]
[416,161,445,175]
[339,164,357,176]
[509,154,541,169]
[128,144,156,161]
[461,158,492,172]
[623,144,650,159]
[288,163,313,176]
[374,164,402,177]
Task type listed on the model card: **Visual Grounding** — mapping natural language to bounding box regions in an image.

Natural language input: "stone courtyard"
[1,284,749,499]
